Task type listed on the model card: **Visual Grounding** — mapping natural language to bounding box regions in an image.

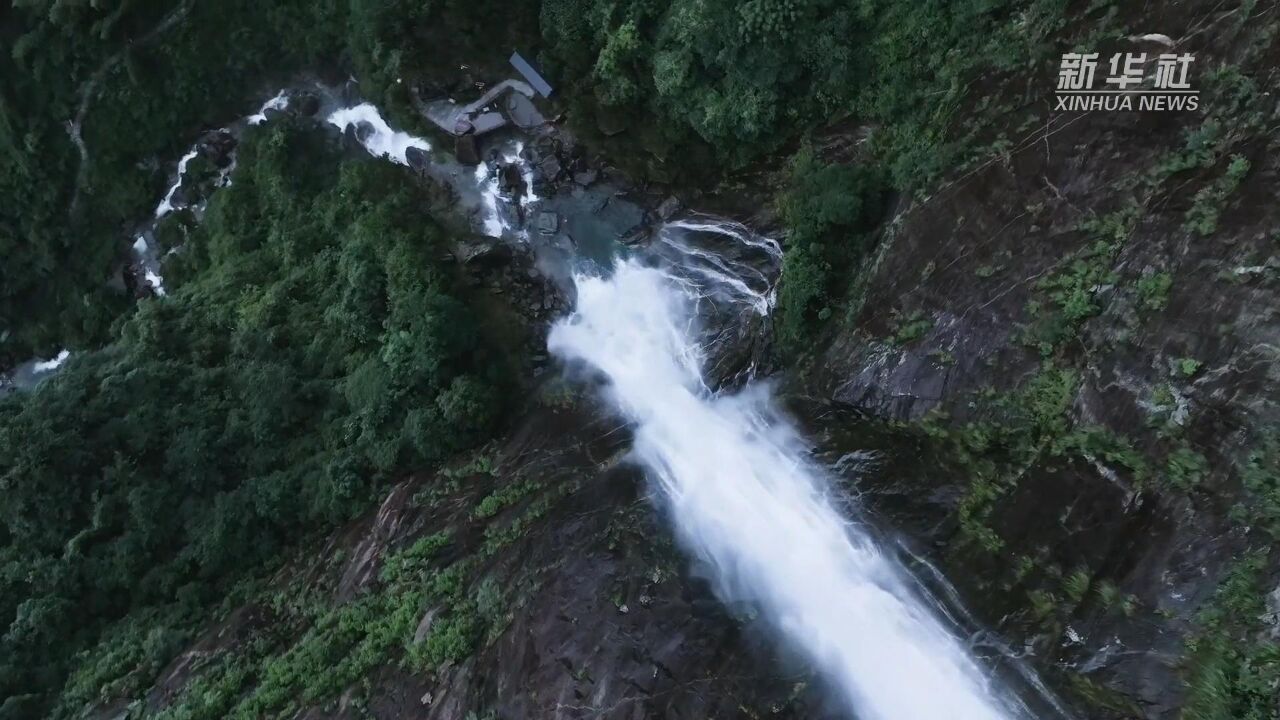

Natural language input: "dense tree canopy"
[0,0,538,362]
[540,0,1066,170]
[0,123,511,716]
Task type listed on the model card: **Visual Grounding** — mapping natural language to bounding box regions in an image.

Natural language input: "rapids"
[549,225,1027,720]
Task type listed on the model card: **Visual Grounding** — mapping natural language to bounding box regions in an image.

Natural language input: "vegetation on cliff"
[0,123,511,716]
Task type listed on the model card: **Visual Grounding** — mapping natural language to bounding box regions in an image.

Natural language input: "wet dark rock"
[454,134,480,165]
[292,91,321,117]
[605,166,635,194]
[573,169,598,187]
[705,311,773,391]
[341,122,362,152]
[336,483,417,602]
[452,237,513,267]
[404,145,430,172]
[499,163,523,196]
[796,22,1280,713]
[136,399,820,720]
[537,154,562,181]
[656,195,680,221]
[126,263,151,297]
[197,129,236,168]
[619,222,650,246]
[166,182,193,211]
[340,79,361,106]
[106,263,129,294]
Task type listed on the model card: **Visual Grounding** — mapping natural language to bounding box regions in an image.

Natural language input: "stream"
[19,77,1068,719]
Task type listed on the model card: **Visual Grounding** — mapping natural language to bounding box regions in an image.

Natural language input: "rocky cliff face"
[799,3,1280,716]
[107,397,834,720]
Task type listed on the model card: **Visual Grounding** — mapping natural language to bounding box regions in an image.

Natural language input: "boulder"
[453,237,513,267]
[532,136,562,159]
[340,78,360,106]
[620,223,651,246]
[538,155,562,181]
[499,163,524,196]
[197,130,236,169]
[656,195,681,221]
[404,146,430,172]
[536,211,559,235]
[454,134,480,165]
[341,122,362,152]
[292,91,321,117]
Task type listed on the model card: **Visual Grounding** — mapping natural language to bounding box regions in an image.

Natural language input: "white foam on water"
[549,227,1024,720]
[518,141,539,205]
[32,350,70,373]
[144,269,166,297]
[474,161,507,238]
[473,141,534,239]
[326,103,430,166]
[155,149,199,218]
[248,90,289,125]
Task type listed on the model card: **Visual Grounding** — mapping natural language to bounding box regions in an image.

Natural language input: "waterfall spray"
[549,224,1023,720]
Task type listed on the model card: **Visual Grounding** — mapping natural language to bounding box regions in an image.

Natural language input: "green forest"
[0,118,517,716]
[4,0,1276,718]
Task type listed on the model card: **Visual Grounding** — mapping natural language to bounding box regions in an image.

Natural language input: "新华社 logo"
[1056,51,1198,112]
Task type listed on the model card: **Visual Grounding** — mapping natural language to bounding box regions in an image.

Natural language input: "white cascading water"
[548,223,1021,720]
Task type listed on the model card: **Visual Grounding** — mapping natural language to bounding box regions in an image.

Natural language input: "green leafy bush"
[775,148,885,351]
[1166,446,1209,490]
[1183,551,1280,720]
[1136,271,1173,312]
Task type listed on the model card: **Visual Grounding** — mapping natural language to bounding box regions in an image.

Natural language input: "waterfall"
[548,222,1023,720]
